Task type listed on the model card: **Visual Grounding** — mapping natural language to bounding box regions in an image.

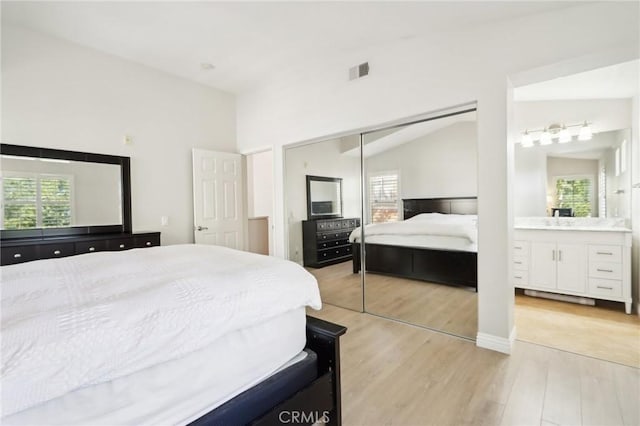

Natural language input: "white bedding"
[1,244,321,417]
[349,213,478,250]
[3,308,308,426]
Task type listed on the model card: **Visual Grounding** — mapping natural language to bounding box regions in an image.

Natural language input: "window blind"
[369,173,399,223]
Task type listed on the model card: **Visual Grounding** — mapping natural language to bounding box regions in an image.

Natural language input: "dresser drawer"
[38,243,75,259]
[75,240,109,254]
[513,270,529,287]
[588,245,622,263]
[316,221,334,231]
[589,262,622,280]
[107,238,135,251]
[317,245,352,262]
[133,234,161,248]
[317,239,349,250]
[513,240,530,256]
[317,231,350,242]
[340,218,359,229]
[1,245,39,265]
[588,278,622,298]
[513,255,528,271]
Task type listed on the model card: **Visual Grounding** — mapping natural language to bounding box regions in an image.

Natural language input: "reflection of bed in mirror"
[351,197,478,291]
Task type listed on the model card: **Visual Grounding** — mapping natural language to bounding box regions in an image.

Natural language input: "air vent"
[349,62,370,80]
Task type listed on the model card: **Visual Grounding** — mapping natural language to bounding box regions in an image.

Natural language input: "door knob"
[196,226,209,231]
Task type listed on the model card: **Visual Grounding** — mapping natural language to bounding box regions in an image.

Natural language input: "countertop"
[514,224,632,232]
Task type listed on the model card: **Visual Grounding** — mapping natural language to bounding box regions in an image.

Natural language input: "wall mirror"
[0,144,131,238]
[514,128,632,220]
[306,175,343,219]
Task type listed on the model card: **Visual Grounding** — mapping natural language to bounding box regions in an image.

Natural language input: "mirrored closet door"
[361,108,479,339]
[284,134,364,311]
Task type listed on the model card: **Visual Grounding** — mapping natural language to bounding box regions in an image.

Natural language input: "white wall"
[631,95,640,315]
[2,25,237,245]
[284,138,360,264]
[236,2,639,349]
[246,149,274,254]
[365,121,477,209]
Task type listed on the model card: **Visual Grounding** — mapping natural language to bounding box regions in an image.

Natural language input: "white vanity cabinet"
[513,228,632,314]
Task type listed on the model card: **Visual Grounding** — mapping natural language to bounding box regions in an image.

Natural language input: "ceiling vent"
[349,62,369,80]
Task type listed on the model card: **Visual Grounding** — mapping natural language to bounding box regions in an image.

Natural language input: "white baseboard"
[476,326,517,354]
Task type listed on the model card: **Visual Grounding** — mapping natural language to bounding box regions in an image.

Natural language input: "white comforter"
[0,244,321,417]
[349,213,477,243]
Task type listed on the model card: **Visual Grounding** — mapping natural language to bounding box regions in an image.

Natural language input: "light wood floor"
[515,293,640,368]
[307,261,477,339]
[309,304,640,426]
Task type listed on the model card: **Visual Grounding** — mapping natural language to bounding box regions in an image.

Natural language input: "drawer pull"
[514,275,522,279]
[514,261,522,264]
[53,250,61,255]
[515,246,522,250]
[13,253,21,258]
[597,268,613,273]
[89,247,96,252]
[146,241,152,246]
[596,251,613,255]
[336,250,339,254]
[119,244,125,249]
[597,285,613,290]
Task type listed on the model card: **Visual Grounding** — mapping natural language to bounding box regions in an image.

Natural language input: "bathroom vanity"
[513,218,632,314]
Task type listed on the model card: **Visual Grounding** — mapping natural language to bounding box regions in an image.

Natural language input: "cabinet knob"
[13,253,21,258]
[119,244,125,249]
[146,241,152,246]
[89,247,96,252]
[53,250,61,255]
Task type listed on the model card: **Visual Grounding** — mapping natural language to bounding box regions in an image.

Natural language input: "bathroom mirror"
[306,175,343,219]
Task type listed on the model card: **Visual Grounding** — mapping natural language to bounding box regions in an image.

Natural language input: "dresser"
[302,218,360,268]
[1,232,161,266]
[513,228,632,314]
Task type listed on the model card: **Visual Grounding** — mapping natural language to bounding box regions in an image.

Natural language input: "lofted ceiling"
[2,1,585,94]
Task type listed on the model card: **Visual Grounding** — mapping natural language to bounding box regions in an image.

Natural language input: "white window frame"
[551,174,596,217]
[367,170,401,223]
[1,171,75,229]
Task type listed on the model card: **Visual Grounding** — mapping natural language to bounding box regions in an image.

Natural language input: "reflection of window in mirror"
[1,173,73,229]
[368,171,399,223]
[553,175,594,217]
[621,139,627,174]
[598,165,607,217]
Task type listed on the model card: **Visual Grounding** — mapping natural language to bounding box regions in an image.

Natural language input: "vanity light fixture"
[578,121,593,141]
[539,128,553,146]
[519,121,593,147]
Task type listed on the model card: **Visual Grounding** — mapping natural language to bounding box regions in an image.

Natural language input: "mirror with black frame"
[0,144,131,237]
[306,175,343,219]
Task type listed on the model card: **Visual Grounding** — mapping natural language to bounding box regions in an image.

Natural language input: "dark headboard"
[403,197,477,220]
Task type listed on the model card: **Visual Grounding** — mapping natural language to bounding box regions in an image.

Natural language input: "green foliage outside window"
[555,178,592,217]
[2,175,72,229]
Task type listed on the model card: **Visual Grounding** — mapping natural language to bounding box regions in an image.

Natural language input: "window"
[1,173,73,229]
[554,176,593,217]
[369,172,399,223]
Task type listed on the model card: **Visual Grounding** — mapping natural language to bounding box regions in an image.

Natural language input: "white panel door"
[529,242,557,290]
[192,149,245,250]
[556,243,587,293]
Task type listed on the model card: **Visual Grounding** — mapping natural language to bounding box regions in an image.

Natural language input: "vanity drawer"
[513,270,529,287]
[513,241,530,256]
[1,245,39,265]
[513,255,529,271]
[589,262,622,280]
[588,245,622,263]
[38,243,75,259]
[107,238,135,251]
[75,240,109,254]
[588,278,622,298]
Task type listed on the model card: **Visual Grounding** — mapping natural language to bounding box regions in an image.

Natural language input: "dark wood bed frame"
[352,197,478,291]
[191,316,346,426]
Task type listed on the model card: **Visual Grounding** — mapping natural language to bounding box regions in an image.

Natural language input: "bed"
[351,197,478,290]
[1,244,346,426]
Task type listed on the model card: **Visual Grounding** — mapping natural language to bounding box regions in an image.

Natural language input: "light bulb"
[558,125,571,143]
[539,128,552,146]
[521,131,533,147]
[578,121,592,141]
